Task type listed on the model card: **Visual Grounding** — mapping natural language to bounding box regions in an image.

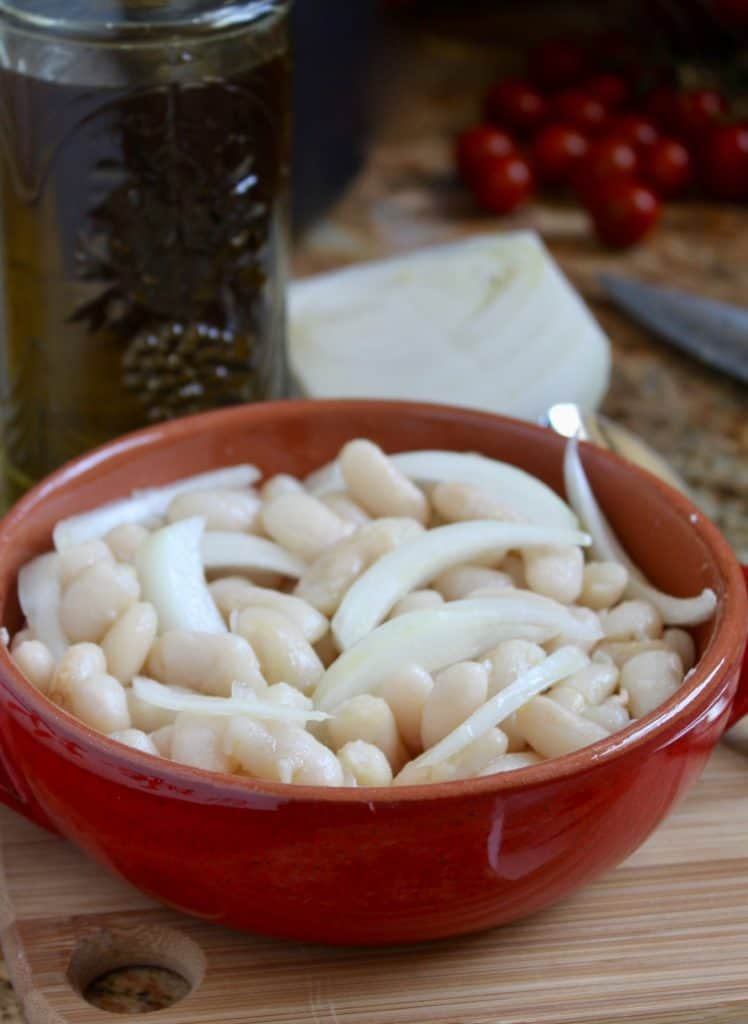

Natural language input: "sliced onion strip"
[202,532,307,579]
[133,677,328,723]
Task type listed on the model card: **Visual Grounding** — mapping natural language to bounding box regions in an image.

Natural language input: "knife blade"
[600,273,748,385]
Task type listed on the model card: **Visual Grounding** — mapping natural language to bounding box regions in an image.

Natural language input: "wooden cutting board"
[1,736,747,1024]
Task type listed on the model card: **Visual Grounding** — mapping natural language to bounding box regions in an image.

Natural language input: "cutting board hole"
[68,925,205,1015]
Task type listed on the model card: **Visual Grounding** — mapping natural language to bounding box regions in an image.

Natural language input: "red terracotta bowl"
[0,400,745,945]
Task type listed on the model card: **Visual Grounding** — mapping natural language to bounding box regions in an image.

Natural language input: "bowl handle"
[725,565,748,731]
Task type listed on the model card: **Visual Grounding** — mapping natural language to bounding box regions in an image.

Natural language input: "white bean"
[108,728,159,756]
[433,565,512,601]
[272,723,344,786]
[209,578,328,642]
[50,643,107,705]
[389,589,444,618]
[563,661,619,704]
[260,474,304,501]
[127,688,177,733]
[11,640,54,694]
[486,639,546,695]
[101,602,158,684]
[601,599,663,641]
[233,607,323,693]
[58,540,114,589]
[105,524,150,565]
[10,628,33,651]
[261,493,353,562]
[523,545,584,605]
[68,673,131,734]
[147,631,266,696]
[545,607,603,653]
[60,561,140,643]
[338,740,393,786]
[583,694,631,732]
[321,492,372,527]
[515,696,608,758]
[580,561,629,610]
[340,440,429,524]
[431,481,520,526]
[479,751,543,775]
[621,650,684,718]
[150,724,173,757]
[380,664,434,753]
[171,713,231,773]
[663,628,696,671]
[265,682,314,712]
[328,694,408,771]
[294,517,424,615]
[421,661,488,749]
[225,716,280,780]
[447,727,509,779]
[594,639,667,668]
[548,685,587,715]
[167,488,260,533]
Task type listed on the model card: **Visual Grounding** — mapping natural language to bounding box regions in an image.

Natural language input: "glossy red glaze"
[0,400,745,945]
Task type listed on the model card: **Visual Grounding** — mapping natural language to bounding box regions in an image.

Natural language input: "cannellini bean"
[58,540,114,588]
[321,492,371,527]
[338,740,393,786]
[209,577,328,642]
[60,561,140,643]
[294,517,424,615]
[10,628,33,651]
[548,684,587,715]
[105,524,150,564]
[101,602,158,684]
[523,545,584,605]
[328,694,407,771]
[431,481,520,526]
[233,607,323,693]
[150,724,174,757]
[68,673,131,734]
[486,639,546,695]
[500,553,526,589]
[389,589,444,618]
[515,696,608,758]
[594,639,666,668]
[663,628,696,671]
[479,751,543,775]
[601,599,663,641]
[545,607,603,653]
[272,723,344,786]
[127,688,177,733]
[421,661,488,749]
[261,493,353,562]
[380,664,434,753]
[50,643,107,705]
[433,565,512,601]
[340,440,429,524]
[583,693,631,732]
[260,474,305,501]
[108,728,159,756]
[447,728,509,779]
[167,488,260,533]
[563,661,619,704]
[580,561,629,610]
[11,640,54,694]
[265,682,314,711]
[172,713,231,773]
[621,650,684,718]
[225,716,279,779]
[147,630,266,696]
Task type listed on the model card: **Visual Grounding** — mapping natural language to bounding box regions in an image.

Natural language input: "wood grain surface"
[1,734,747,1024]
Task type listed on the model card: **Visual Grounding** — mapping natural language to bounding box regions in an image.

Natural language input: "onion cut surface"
[132,677,328,724]
[17,553,68,660]
[333,521,590,649]
[563,440,716,625]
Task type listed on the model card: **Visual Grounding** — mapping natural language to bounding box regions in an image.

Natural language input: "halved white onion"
[17,552,68,660]
[201,532,307,579]
[53,465,259,550]
[132,676,327,724]
[332,521,590,649]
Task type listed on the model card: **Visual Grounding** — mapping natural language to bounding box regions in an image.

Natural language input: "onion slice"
[315,596,582,712]
[306,449,578,529]
[201,533,307,579]
[137,517,226,634]
[53,465,259,550]
[332,521,590,649]
[132,677,328,723]
[405,645,588,771]
[17,552,68,660]
[563,439,717,626]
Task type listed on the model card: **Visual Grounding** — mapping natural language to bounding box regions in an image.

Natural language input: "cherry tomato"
[483,79,547,136]
[700,123,748,201]
[532,123,589,185]
[573,136,638,198]
[456,124,517,183]
[584,73,630,111]
[471,153,535,214]
[551,89,608,136]
[642,85,680,131]
[606,114,659,153]
[642,137,693,198]
[586,179,661,248]
[527,37,588,89]
[675,89,728,141]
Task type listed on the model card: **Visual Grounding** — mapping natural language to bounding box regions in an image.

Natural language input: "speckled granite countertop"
[2,10,746,1022]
